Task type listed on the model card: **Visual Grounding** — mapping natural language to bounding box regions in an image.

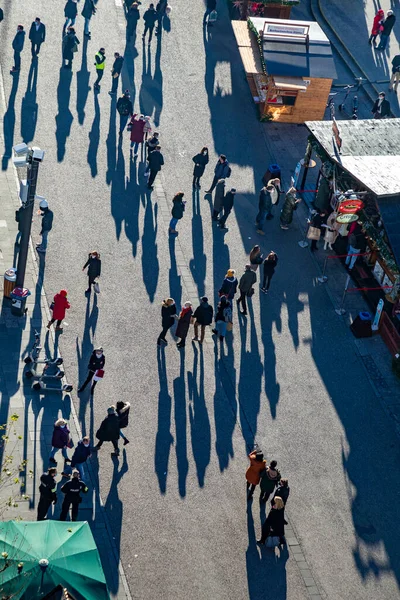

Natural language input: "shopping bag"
[307,226,321,241]
[266,536,280,548]
[50,302,55,311]
[226,322,233,332]
[94,282,100,294]
[93,369,104,381]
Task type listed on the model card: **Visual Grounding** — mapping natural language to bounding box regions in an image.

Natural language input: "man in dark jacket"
[192,296,214,343]
[237,265,256,315]
[256,184,274,235]
[203,0,217,26]
[110,52,124,96]
[78,347,105,394]
[81,0,96,38]
[62,437,91,479]
[345,224,367,270]
[218,187,236,229]
[94,406,120,456]
[127,2,140,40]
[116,89,133,134]
[155,0,168,35]
[11,25,25,73]
[93,47,106,90]
[37,468,57,521]
[206,154,231,193]
[372,92,390,119]
[64,0,78,31]
[29,17,46,57]
[59,470,89,521]
[36,199,53,253]
[389,54,400,92]
[142,4,157,44]
[377,10,396,50]
[147,146,164,189]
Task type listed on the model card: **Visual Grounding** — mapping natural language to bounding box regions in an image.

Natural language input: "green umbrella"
[0,521,110,600]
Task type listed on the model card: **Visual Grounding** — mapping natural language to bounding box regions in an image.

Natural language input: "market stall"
[232,17,336,122]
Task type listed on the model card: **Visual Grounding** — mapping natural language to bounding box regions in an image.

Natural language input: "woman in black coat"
[157,298,177,345]
[78,347,105,395]
[261,251,278,293]
[94,407,120,456]
[82,251,101,294]
[62,27,79,69]
[175,302,193,349]
[258,496,286,545]
[192,147,209,189]
[308,211,325,252]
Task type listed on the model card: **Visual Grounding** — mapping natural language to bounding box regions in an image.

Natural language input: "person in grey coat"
[212,179,225,221]
[237,265,256,315]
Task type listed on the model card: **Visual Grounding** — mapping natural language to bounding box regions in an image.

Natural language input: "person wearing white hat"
[36,199,53,254]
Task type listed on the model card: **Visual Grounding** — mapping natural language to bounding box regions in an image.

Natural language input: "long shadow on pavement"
[189,188,207,298]
[87,92,101,178]
[188,344,210,488]
[138,35,163,127]
[55,67,74,163]
[155,347,174,494]
[173,349,188,497]
[20,59,38,144]
[2,73,20,171]
[76,293,98,442]
[76,36,91,125]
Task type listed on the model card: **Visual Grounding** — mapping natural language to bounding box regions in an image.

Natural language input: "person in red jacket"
[129,113,146,157]
[47,289,70,331]
[369,9,384,45]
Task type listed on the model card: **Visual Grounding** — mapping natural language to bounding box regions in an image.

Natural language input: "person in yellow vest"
[93,47,105,91]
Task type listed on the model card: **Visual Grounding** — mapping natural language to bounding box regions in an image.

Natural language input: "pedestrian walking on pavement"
[169,192,185,235]
[146,131,160,159]
[78,347,105,395]
[218,187,236,230]
[219,269,238,301]
[147,145,164,189]
[47,289,70,331]
[94,406,120,456]
[192,296,213,344]
[377,10,396,50]
[116,89,133,134]
[62,437,91,479]
[249,245,263,272]
[155,0,168,35]
[176,301,193,348]
[237,265,256,316]
[116,401,131,446]
[29,17,46,58]
[257,496,286,545]
[64,0,78,32]
[372,92,391,118]
[307,210,324,252]
[11,25,25,73]
[127,2,140,41]
[369,8,384,46]
[93,47,106,91]
[81,0,96,39]
[62,27,79,69]
[212,179,225,221]
[142,4,158,44]
[203,0,217,26]
[110,52,124,95]
[157,298,177,345]
[212,295,232,342]
[49,419,71,465]
[246,449,266,501]
[143,116,152,140]
[36,199,53,253]
[389,54,400,92]
[192,147,209,189]
[273,478,290,506]
[280,187,301,229]
[206,154,231,193]
[261,251,278,293]
[129,114,146,156]
[37,467,58,521]
[59,470,88,521]
[256,183,274,235]
[82,250,101,294]
[259,460,281,503]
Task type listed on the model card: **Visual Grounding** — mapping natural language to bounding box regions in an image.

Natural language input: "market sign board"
[338,199,364,214]
[336,213,359,224]
[263,21,310,42]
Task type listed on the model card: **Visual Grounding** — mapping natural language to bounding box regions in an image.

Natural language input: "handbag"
[307,226,321,241]
[247,287,255,297]
[266,535,280,548]
[71,43,78,53]
[50,301,55,311]
[226,322,233,332]
[94,282,100,294]
[67,438,74,449]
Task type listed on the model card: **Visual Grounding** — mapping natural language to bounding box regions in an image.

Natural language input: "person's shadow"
[188,344,211,488]
[2,72,20,170]
[76,294,98,440]
[155,347,174,494]
[189,188,207,298]
[20,60,39,143]
[76,36,91,125]
[173,349,188,497]
[87,93,101,177]
[55,67,74,162]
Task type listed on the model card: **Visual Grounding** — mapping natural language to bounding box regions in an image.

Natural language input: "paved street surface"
[1,1,400,599]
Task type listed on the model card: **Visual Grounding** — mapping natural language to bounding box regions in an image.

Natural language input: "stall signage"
[266,24,307,36]
[338,199,364,214]
[372,299,384,331]
[336,213,359,224]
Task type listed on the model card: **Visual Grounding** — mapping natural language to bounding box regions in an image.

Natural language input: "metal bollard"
[317,256,329,283]
[335,274,350,315]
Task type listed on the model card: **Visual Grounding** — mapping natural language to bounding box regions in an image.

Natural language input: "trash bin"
[3,268,17,299]
[350,311,372,338]
[262,163,281,186]
[10,287,31,317]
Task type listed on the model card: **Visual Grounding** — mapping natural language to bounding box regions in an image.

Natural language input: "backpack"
[226,165,232,178]
[223,305,232,323]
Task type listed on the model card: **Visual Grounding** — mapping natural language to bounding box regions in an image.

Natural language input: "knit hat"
[39,199,48,209]
[201,296,208,303]
[107,406,116,415]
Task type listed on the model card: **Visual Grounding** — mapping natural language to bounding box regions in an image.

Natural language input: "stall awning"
[376,195,400,268]
[232,21,263,74]
[272,75,307,90]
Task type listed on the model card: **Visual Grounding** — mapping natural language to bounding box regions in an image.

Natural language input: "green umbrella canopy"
[0,521,110,600]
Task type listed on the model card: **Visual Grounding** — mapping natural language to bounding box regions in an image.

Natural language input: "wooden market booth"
[232,17,337,123]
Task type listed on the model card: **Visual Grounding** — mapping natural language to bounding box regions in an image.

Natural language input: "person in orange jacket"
[246,449,266,501]
[47,290,70,332]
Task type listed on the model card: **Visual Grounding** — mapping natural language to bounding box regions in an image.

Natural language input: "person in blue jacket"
[11,25,25,73]
[206,154,231,193]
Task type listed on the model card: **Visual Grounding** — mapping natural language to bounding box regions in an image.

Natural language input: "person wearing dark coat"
[256,184,274,234]
[37,468,58,521]
[261,251,278,293]
[206,155,231,193]
[212,179,225,221]
[158,298,177,345]
[237,265,256,315]
[142,3,158,44]
[155,0,168,35]
[116,89,133,133]
[82,250,101,294]
[64,0,78,30]
[62,27,79,69]
[146,132,160,159]
[273,479,290,506]
[218,188,236,229]
[36,199,53,253]
[203,0,217,25]
[389,54,400,92]
[192,296,213,343]
[175,302,193,348]
[192,147,209,188]
[47,289,70,331]
[49,419,71,464]
[345,223,367,270]
[29,18,46,57]
[63,437,92,480]
[127,2,140,40]
[59,470,88,521]
[11,25,25,72]
[81,0,96,38]
[94,406,121,455]
[372,92,391,118]
[78,347,105,394]
[116,401,131,445]
[259,460,281,503]
[110,52,124,95]
[212,295,232,341]
[280,188,301,229]
[377,10,396,50]
[258,496,286,545]
[308,210,325,252]
[169,192,185,235]
[219,269,238,300]
[147,146,164,189]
